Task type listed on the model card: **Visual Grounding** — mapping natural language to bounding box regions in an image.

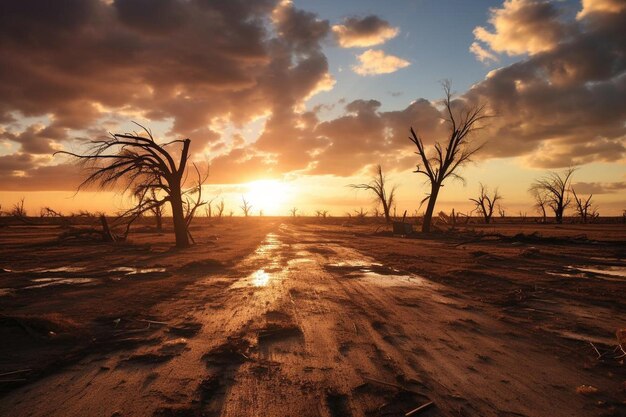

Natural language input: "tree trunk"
[155,212,162,231]
[555,205,563,224]
[422,184,440,233]
[99,215,115,242]
[382,201,391,224]
[485,215,491,224]
[169,187,189,248]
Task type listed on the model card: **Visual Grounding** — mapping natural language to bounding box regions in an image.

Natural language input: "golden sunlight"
[244,179,291,215]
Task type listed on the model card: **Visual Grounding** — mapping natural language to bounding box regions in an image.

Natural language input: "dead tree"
[529,167,576,224]
[121,165,205,243]
[571,188,596,223]
[354,207,368,218]
[8,197,32,224]
[290,207,298,217]
[204,196,218,219]
[315,210,328,218]
[497,205,506,219]
[150,191,164,231]
[409,82,489,232]
[40,207,63,218]
[11,198,26,218]
[348,165,397,223]
[216,199,225,218]
[530,189,548,223]
[240,196,252,217]
[133,187,164,231]
[56,122,205,248]
[182,166,207,243]
[469,183,501,224]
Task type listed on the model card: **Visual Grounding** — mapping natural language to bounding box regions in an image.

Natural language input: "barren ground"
[0,219,625,416]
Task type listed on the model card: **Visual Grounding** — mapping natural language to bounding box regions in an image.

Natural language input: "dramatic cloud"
[0,0,337,189]
[332,15,399,47]
[308,98,447,176]
[472,0,573,58]
[0,0,623,194]
[465,0,626,167]
[469,41,498,63]
[352,49,410,76]
[571,181,626,194]
[577,0,626,18]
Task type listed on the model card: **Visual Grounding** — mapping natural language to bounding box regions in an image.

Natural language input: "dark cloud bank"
[0,0,624,190]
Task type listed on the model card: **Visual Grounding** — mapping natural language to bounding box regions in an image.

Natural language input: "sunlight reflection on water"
[253,269,271,286]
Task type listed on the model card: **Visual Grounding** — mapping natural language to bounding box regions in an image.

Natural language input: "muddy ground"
[0,219,625,416]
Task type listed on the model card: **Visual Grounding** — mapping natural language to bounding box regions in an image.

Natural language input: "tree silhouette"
[216,199,225,218]
[354,207,368,218]
[349,165,397,223]
[56,123,205,248]
[571,187,596,223]
[469,183,501,224]
[240,196,252,217]
[11,197,26,218]
[133,187,164,231]
[530,188,548,223]
[315,210,328,218]
[409,82,489,232]
[529,168,576,224]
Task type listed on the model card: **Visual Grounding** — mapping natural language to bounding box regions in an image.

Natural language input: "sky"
[0,0,624,216]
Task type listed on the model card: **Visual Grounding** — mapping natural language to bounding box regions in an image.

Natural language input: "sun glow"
[244,179,291,215]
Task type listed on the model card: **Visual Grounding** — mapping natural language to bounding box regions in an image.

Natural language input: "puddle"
[230,268,280,289]
[4,266,87,274]
[547,328,616,346]
[252,269,271,287]
[253,233,283,257]
[110,267,167,275]
[33,266,87,273]
[287,257,314,266]
[549,265,626,281]
[327,260,383,268]
[360,271,424,286]
[573,265,626,278]
[230,232,287,289]
[25,278,98,289]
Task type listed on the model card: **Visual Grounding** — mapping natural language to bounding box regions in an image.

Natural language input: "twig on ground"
[405,401,434,416]
[136,319,168,325]
[589,342,602,359]
[363,376,405,391]
[0,369,31,377]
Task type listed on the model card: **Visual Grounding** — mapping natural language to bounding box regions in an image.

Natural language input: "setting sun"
[244,180,291,215]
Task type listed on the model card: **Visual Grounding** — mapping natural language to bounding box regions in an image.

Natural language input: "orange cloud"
[352,49,410,76]
[469,42,498,64]
[472,0,573,59]
[0,0,624,194]
[577,0,626,19]
[332,15,398,48]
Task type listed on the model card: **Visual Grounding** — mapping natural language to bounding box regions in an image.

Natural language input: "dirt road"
[1,224,624,416]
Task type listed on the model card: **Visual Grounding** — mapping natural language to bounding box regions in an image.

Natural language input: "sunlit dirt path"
[1,224,623,417]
